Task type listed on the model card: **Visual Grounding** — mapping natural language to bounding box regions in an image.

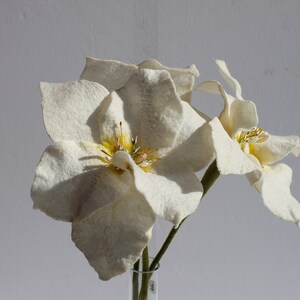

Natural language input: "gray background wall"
[1,1,300,299]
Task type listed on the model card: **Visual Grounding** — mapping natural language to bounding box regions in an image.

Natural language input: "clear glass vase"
[129,258,160,300]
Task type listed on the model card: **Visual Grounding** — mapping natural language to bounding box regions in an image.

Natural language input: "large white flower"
[197,60,300,225]
[31,60,211,280]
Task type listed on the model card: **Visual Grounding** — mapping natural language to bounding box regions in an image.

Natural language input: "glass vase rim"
[131,257,160,274]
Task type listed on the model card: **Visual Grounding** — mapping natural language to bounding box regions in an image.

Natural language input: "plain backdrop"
[1,1,300,299]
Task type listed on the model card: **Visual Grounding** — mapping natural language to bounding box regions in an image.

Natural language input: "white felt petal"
[218,92,238,135]
[97,91,131,141]
[196,80,223,95]
[246,169,263,186]
[252,134,300,165]
[111,151,203,227]
[116,69,184,149]
[80,57,138,92]
[251,164,300,226]
[72,189,155,280]
[172,101,207,147]
[215,61,259,133]
[41,80,109,143]
[31,141,132,221]
[139,165,203,227]
[197,80,235,135]
[162,122,214,172]
[210,118,259,175]
[292,145,300,156]
[138,59,199,102]
[228,98,258,135]
[196,80,258,136]
[215,59,243,99]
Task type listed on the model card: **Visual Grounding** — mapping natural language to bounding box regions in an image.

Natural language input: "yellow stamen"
[236,127,268,144]
[98,121,160,172]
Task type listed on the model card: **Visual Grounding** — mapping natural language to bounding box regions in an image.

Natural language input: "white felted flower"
[197,60,300,226]
[32,63,211,280]
[80,57,199,102]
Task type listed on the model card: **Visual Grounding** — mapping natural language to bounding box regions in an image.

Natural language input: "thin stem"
[139,247,150,300]
[201,160,219,197]
[132,259,140,300]
[149,219,184,272]
[142,246,149,272]
[150,160,219,272]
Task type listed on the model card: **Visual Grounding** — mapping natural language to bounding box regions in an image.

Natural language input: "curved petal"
[110,151,203,227]
[138,59,199,102]
[197,80,234,134]
[292,145,300,156]
[80,57,199,103]
[72,189,155,280]
[229,98,258,135]
[251,163,300,226]
[215,60,259,133]
[215,59,243,99]
[80,57,138,92]
[161,122,214,172]
[31,141,132,221]
[210,118,259,175]
[173,101,207,145]
[196,80,223,95]
[196,80,258,135]
[41,80,109,143]
[251,134,300,165]
[114,69,184,150]
[97,91,132,142]
[149,163,203,227]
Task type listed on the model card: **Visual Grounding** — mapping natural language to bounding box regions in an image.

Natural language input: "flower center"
[235,127,268,144]
[99,121,160,172]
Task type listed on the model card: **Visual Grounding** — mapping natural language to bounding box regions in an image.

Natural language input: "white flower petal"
[111,151,203,227]
[138,59,199,102]
[215,59,243,99]
[41,80,109,143]
[196,80,258,135]
[251,163,300,226]
[196,80,226,95]
[161,121,214,172]
[97,91,132,141]
[228,98,258,136]
[172,101,207,147]
[115,69,185,149]
[215,60,259,133]
[31,141,132,221]
[72,189,155,280]
[292,145,300,156]
[80,57,138,92]
[251,134,300,165]
[149,164,203,227]
[196,80,235,133]
[197,81,236,134]
[80,57,199,103]
[210,118,259,175]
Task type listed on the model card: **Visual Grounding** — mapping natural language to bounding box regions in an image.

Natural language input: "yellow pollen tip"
[98,121,160,172]
[236,127,268,144]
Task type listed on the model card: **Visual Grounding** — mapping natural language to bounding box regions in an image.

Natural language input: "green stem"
[201,160,220,198]
[142,246,149,272]
[150,160,219,272]
[139,247,149,300]
[132,259,140,300]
